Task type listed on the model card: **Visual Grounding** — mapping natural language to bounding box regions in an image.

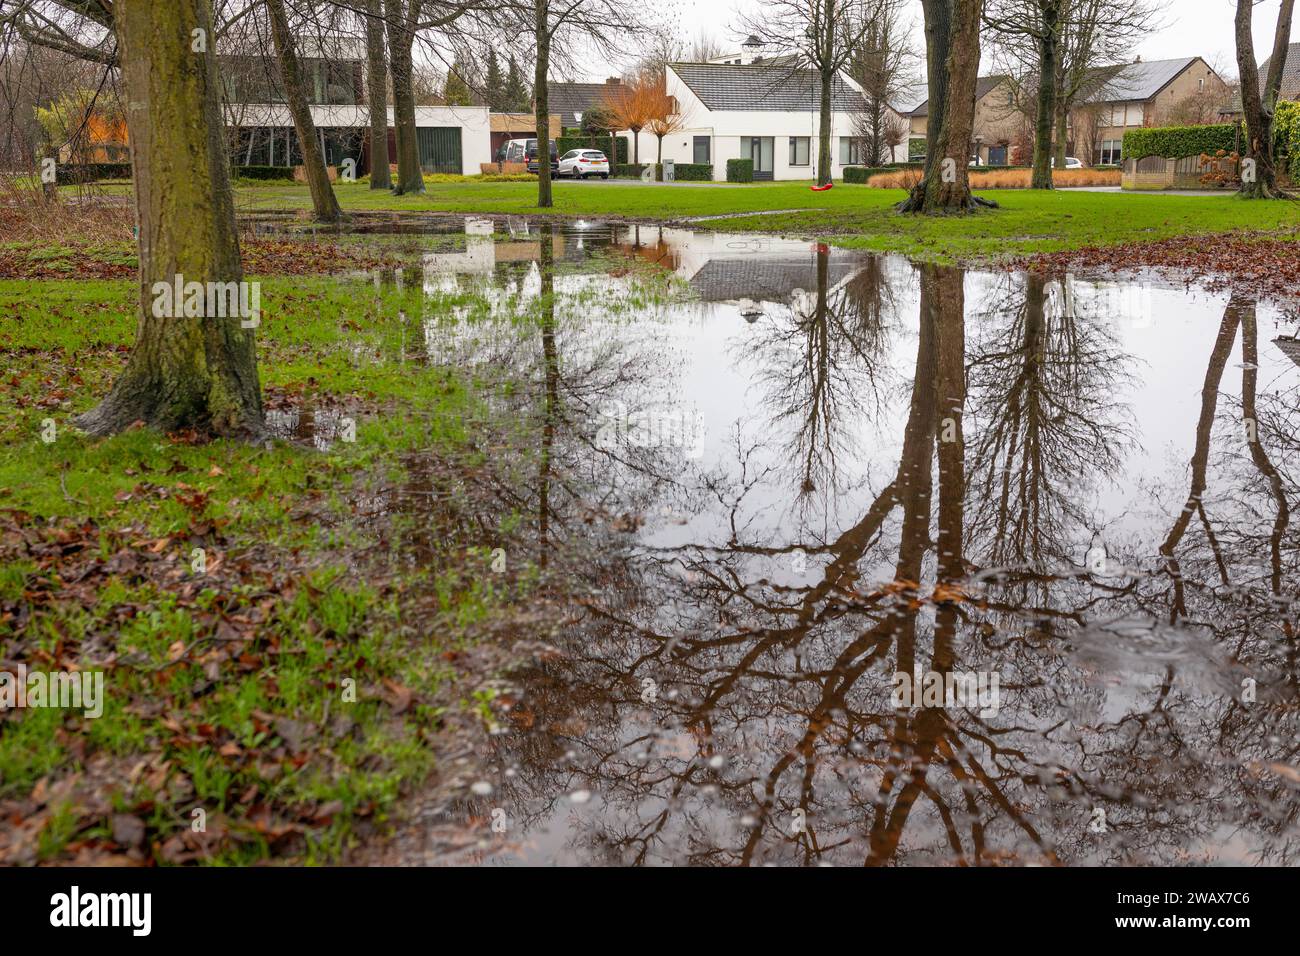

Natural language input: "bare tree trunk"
[817,63,833,185]
[816,0,835,186]
[1051,55,1067,168]
[533,0,552,208]
[898,0,996,212]
[364,0,391,190]
[76,0,262,438]
[1235,0,1295,198]
[267,0,341,222]
[1030,0,1061,189]
[869,99,884,166]
[1052,97,1067,168]
[385,0,424,194]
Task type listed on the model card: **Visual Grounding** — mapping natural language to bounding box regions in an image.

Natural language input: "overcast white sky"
[580,0,1294,110]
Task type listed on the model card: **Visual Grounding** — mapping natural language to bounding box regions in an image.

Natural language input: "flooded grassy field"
[334,216,1299,866]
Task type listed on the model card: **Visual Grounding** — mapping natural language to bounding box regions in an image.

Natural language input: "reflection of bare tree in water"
[966,272,1135,572]
[738,247,894,512]
[489,264,1078,865]
[1087,291,1300,865]
[482,262,1300,866]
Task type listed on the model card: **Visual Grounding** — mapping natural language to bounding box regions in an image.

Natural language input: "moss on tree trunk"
[365,0,392,190]
[385,0,425,195]
[533,0,553,208]
[898,0,997,213]
[1235,0,1295,198]
[75,0,263,439]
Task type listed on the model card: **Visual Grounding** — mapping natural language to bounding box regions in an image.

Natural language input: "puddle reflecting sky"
[347,216,1300,865]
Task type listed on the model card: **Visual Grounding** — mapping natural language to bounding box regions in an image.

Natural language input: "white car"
[558,149,610,179]
[1051,156,1084,169]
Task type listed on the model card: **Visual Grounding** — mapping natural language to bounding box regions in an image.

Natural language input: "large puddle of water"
[315,216,1300,865]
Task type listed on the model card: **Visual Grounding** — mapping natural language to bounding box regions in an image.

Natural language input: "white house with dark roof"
[636,60,907,182]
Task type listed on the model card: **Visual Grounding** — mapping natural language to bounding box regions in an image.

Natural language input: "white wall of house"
[613,69,906,181]
[227,104,492,175]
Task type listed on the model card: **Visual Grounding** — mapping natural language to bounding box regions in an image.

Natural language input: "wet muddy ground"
[328,216,1299,865]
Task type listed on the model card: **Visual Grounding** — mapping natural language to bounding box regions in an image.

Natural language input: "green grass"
[229,178,1300,260]
[0,267,550,864]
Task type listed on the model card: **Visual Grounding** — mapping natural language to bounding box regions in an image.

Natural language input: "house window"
[789,136,810,166]
[839,136,864,165]
[693,135,710,164]
[1095,139,1122,165]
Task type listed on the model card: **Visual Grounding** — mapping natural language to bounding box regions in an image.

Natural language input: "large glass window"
[693,135,710,164]
[789,136,810,166]
[839,136,864,165]
[1095,139,1122,165]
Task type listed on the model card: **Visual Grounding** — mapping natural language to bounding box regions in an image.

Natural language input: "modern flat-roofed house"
[221,38,491,176]
[644,58,906,181]
[908,75,1018,165]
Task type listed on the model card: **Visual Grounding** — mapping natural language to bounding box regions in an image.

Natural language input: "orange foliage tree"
[643,74,691,166]
[601,75,657,165]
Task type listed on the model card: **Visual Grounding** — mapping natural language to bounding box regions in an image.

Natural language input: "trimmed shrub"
[234,165,296,180]
[844,163,925,183]
[556,135,628,164]
[726,158,754,183]
[614,163,648,178]
[665,162,712,181]
[1122,124,1237,160]
[54,162,131,183]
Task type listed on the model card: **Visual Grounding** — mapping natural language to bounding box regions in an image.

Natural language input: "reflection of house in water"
[1276,334,1300,369]
[418,219,866,325]
[604,226,865,315]
[687,254,861,307]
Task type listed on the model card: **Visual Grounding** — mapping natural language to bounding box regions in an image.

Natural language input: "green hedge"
[54,162,131,183]
[726,158,754,183]
[665,162,712,181]
[1274,100,1300,180]
[556,135,627,164]
[611,162,713,181]
[233,165,296,180]
[844,163,925,183]
[1121,124,1237,160]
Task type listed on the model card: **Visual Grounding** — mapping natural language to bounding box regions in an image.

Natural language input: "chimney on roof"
[1133,55,1141,63]
[606,77,621,85]
[741,34,763,65]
